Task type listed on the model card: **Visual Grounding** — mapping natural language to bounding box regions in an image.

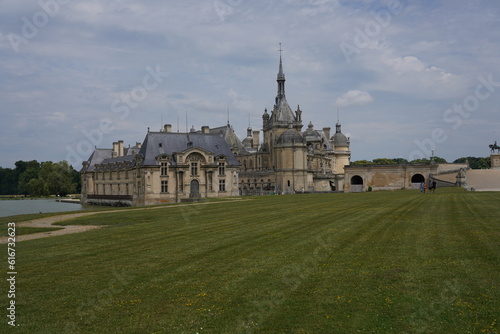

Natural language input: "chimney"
[112,142,118,158]
[118,140,124,157]
[323,127,331,140]
[164,124,172,133]
[252,130,260,149]
[202,126,210,134]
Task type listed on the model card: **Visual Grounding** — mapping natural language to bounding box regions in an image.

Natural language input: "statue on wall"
[489,141,500,153]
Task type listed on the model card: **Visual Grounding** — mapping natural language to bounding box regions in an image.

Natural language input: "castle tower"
[332,121,351,174]
[262,46,303,169]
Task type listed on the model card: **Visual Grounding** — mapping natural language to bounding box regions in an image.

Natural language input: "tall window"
[161,180,168,193]
[219,179,226,192]
[218,162,225,176]
[160,162,168,176]
[191,162,198,176]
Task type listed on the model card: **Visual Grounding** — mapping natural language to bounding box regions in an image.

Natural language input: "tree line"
[351,156,491,169]
[0,160,81,196]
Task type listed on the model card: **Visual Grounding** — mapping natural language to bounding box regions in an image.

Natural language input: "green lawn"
[3,189,499,333]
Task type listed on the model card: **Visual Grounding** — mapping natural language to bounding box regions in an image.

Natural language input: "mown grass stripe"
[8,188,500,333]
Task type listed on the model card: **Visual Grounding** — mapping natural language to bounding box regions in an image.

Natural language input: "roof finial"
[279,43,283,59]
[337,106,340,123]
[227,102,230,126]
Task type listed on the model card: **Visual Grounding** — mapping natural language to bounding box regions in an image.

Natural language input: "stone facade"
[81,131,240,206]
[223,54,351,195]
[344,163,469,192]
[81,53,352,205]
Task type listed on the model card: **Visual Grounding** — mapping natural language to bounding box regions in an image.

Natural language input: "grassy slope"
[5,189,500,333]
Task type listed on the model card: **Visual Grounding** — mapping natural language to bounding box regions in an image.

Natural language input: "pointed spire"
[276,43,286,104]
[278,43,285,80]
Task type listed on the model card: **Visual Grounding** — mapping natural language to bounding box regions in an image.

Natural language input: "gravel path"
[0,212,104,243]
[0,198,248,243]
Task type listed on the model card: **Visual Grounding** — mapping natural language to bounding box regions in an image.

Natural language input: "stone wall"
[491,154,500,169]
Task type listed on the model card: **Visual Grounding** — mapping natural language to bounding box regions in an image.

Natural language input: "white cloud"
[0,1,500,167]
[385,56,426,73]
[336,90,374,107]
[384,55,453,83]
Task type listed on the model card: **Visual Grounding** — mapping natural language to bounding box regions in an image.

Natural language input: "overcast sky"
[1,0,499,169]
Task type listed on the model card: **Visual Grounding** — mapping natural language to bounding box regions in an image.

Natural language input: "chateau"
[227,53,350,195]
[81,54,351,206]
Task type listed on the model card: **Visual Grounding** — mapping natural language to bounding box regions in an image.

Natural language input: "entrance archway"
[351,175,363,185]
[411,174,425,183]
[190,179,200,198]
[350,175,363,192]
[411,174,425,189]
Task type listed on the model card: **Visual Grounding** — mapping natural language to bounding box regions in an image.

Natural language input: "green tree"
[39,161,78,196]
[11,160,80,196]
[393,158,409,164]
[372,158,397,165]
[0,167,18,195]
[453,157,491,169]
[17,160,41,195]
[28,178,50,196]
[410,156,447,164]
[351,160,373,165]
[71,165,82,193]
[432,156,448,163]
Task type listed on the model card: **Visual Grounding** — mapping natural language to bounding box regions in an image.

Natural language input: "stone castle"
[81,53,351,206]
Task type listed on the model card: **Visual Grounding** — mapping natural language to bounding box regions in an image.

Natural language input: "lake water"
[0,199,88,218]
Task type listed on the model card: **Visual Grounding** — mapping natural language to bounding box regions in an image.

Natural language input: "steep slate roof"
[101,154,136,165]
[83,149,113,171]
[83,131,240,171]
[210,125,249,155]
[138,131,240,166]
[274,98,296,123]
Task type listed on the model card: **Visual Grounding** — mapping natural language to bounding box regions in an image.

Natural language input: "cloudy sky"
[1,0,499,168]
